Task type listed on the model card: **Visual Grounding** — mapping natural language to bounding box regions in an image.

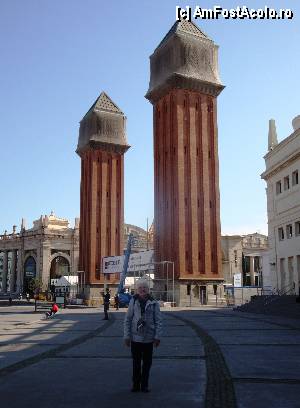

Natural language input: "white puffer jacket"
[124,295,162,343]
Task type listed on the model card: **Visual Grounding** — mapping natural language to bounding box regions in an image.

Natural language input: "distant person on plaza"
[103,288,110,320]
[124,278,162,393]
[50,284,56,300]
[46,303,59,318]
[114,293,119,310]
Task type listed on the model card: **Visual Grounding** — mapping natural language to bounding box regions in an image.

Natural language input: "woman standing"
[124,278,162,392]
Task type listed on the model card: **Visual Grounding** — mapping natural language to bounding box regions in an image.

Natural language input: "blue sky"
[0,0,299,236]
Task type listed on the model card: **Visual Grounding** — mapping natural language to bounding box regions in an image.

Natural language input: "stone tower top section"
[145,20,224,103]
[77,91,130,156]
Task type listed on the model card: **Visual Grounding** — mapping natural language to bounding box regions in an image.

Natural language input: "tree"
[28,277,44,295]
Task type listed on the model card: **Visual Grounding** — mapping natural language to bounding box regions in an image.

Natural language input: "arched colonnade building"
[0,212,79,295]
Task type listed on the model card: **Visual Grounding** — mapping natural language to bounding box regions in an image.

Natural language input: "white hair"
[135,278,150,289]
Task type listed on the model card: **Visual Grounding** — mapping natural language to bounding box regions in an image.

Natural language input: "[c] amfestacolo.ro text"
[176,5,294,21]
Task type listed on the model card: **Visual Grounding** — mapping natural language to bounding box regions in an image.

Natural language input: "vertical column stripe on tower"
[87,152,92,280]
[211,97,222,275]
[172,92,180,278]
[84,154,89,276]
[91,151,99,281]
[110,156,117,256]
[100,153,108,259]
[106,155,112,257]
[116,156,122,255]
[84,153,88,278]
[169,94,175,269]
[161,99,167,264]
[196,95,205,275]
[157,102,165,265]
[119,155,124,255]
[79,155,84,274]
[79,157,84,272]
[164,95,174,264]
[96,151,102,279]
[184,92,193,275]
[201,96,211,274]
[115,156,120,253]
[176,93,186,276]
[169,93,176,268]
[208,97,218,274]
[189,93,199,276]
[154,106,158,263]
[83,153,89,279]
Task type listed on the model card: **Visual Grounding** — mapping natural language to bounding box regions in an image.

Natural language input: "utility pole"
[146,218,149,250]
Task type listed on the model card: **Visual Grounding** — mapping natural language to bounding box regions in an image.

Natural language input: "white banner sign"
[102,250,154,274]
[103,256,123,274]
[233,273,242,287]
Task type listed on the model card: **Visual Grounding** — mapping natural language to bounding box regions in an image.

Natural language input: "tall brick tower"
[146,21,224,305]
[77,92,130,300]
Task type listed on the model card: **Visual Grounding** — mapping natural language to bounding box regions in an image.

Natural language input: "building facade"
[261,115,300,294]
[0,213,267,306]
[124,223,154,253]
[0,212,79,295]
[242,233,269,287]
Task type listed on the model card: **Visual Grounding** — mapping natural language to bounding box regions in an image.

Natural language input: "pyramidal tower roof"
[146,20,224,103]
[77,91,130,156]
[83,91,123,119]
[156,20,209,50]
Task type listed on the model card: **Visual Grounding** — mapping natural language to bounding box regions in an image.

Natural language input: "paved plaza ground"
[0,303,300,408]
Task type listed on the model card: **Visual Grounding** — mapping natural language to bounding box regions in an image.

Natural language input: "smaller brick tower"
[77,92,130,299]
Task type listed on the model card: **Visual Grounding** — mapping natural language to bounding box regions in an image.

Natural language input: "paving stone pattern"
[0,306,299,407]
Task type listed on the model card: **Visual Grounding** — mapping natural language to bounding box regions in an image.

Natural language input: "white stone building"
[0,212,80,295]
[261,115,300,294]
[222,233,268,288]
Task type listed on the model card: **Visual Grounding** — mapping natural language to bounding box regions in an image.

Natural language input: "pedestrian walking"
[103,288,110,320]
[124,278,162,392]
[114,293,119,310]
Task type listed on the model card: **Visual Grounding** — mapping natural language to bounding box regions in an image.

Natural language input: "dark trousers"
[104,302,109,319]
[131,341,153,389]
